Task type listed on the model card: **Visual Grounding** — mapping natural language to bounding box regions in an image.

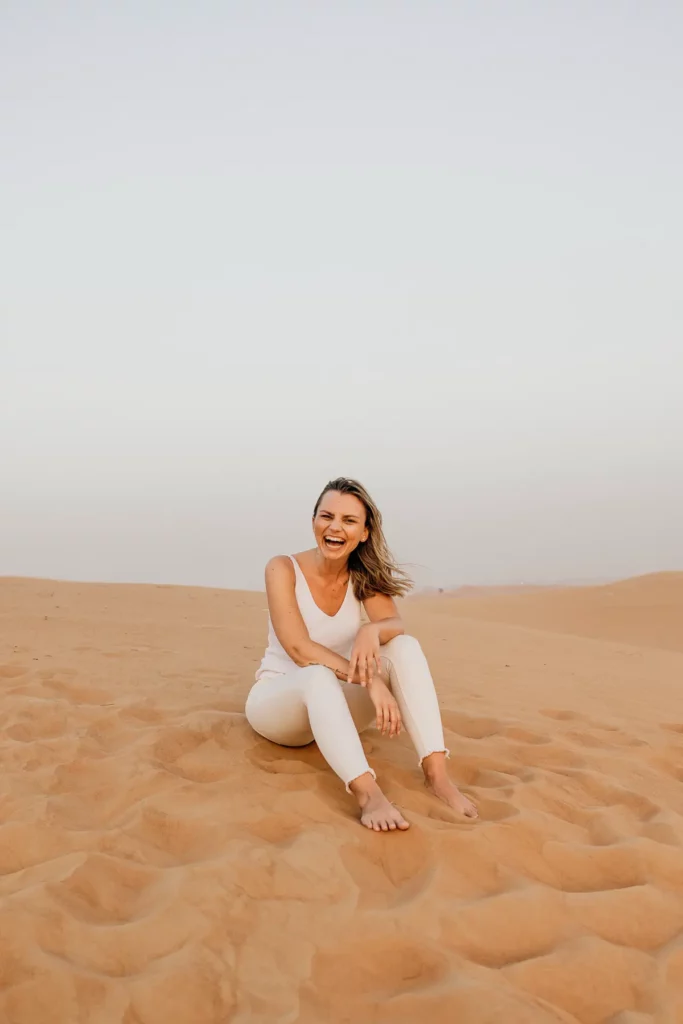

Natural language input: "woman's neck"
[312,548,349,582]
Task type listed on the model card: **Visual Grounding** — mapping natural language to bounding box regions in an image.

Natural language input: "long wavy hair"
[313,477,413,600]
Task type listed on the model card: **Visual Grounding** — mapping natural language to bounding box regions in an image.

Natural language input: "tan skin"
[264,490,478,831]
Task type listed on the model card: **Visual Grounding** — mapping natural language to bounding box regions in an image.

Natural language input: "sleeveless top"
[255,555,363,681]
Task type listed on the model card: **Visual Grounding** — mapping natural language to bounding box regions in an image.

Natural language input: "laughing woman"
[245,477,478,831]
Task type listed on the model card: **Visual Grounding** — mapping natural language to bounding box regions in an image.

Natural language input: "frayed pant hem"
[345,767,376,794]
[418,748,450,768]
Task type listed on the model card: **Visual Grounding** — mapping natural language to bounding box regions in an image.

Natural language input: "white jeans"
[245,635,448,791]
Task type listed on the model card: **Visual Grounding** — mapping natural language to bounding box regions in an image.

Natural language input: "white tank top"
[255,555,363,681]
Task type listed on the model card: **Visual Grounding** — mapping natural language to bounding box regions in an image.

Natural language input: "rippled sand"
[1,572,682,1023]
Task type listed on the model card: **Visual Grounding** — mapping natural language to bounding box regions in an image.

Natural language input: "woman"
[245,477,478,831]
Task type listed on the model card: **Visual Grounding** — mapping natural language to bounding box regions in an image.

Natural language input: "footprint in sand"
[639,818,682,847]
[0,664,29,678]
[563,730,608,749]
[247,740,321,778]
[649,752,683,783]
[453,763,516,793]
[473,796,520,822]
[47,853,162,925]
[119,705,165,725]
[125,802,231,864]
[402,788,518,825]
[502,935,657,1023]
[310,934,449,999]
[539,708,585,722]
[514,743,587,770]
[660,722,683,735]
[5,702,70,742]
[564,769,660,822]
[501,726,552,744]
[0,822,75,875]
[441,885,570,968]
[245,811,306,845]
[567,883,683,950]
[541,840,648,893]
[340,827,435,909]
[440,711,503,739]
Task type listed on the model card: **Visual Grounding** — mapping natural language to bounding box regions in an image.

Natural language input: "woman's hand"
[367,677,402,738]
[348,623,382,687]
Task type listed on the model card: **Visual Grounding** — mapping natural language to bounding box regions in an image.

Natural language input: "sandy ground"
[1,572,682,1024]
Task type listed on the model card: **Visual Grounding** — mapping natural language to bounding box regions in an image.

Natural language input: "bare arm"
[362,592,405,644]
[265,557,356,680]
[345,592,405,686]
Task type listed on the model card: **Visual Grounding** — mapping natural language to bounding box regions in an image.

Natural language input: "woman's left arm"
[363,592,405,644]
[347,593,405,685]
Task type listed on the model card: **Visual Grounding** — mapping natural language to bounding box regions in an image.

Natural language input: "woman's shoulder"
[264,556,297,598]
[265,554,295,575]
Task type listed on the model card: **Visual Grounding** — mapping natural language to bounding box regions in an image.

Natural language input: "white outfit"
[255,554,362,680]
[245,555,448,791]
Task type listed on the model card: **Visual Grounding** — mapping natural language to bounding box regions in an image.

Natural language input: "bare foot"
[352,778,410,832]
[425,777,478,819]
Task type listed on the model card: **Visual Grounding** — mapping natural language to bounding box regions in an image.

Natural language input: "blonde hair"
[313,477,413,600]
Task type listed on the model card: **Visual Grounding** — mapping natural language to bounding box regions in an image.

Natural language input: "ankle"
[421,751,448,784]
[348,772,379,801]
[424,773,450,789]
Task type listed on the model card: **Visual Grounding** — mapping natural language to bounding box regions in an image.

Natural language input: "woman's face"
[313,490,369,564]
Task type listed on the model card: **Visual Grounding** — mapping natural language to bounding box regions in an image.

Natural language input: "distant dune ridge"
[1,571,682,1023]
[416,572,683,653]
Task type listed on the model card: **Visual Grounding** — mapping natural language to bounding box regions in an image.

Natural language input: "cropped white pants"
[245,634,448,791]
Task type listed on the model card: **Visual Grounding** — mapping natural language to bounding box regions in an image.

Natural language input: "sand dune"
[429,572,683,654]
[1,573,682,1023]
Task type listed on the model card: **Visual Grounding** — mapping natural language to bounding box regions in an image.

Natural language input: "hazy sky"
[2,2,682,590]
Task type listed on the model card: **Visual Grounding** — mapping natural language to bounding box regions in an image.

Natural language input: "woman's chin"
[318,542,347,559]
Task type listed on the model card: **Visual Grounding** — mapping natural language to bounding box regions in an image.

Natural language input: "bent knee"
[384,634,422,655]
[297,664,340,692]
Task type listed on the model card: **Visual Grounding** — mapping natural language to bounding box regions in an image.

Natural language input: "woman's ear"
[361,527,369,543]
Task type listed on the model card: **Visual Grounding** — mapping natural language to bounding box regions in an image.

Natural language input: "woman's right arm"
[265,557,357,680]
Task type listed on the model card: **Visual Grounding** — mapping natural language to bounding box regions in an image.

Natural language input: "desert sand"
[1,572,682,1024]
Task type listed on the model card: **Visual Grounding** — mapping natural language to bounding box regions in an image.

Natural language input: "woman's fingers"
[350,641,385,687]
[391,703,402,737]
[390,707,399,737]
[365,655,374,686]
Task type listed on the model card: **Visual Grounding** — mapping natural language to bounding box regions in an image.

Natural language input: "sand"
[1,572,682,1024]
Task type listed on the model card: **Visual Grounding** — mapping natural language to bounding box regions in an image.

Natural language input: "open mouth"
[323,536,345,551]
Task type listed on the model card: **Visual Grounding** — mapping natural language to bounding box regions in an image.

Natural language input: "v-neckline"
[291,555,350,618]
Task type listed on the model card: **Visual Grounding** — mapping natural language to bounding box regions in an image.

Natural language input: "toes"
[388,821,397,830]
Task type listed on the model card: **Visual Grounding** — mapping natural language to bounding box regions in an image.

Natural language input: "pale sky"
[2,2,682,590]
